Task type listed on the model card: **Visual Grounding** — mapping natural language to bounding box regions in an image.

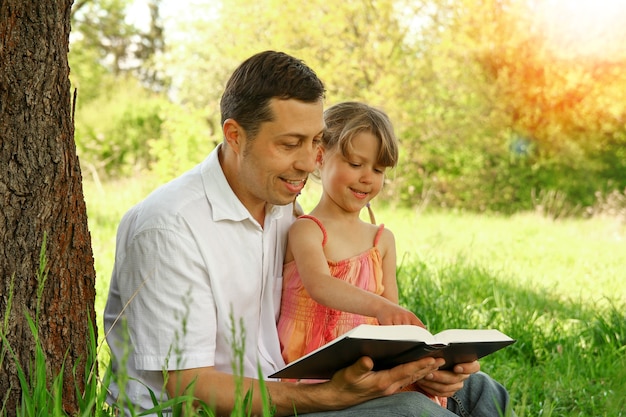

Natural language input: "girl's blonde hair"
[322,101,399,168]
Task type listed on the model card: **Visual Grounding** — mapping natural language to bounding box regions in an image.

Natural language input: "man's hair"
[220,51,326,139]
[322,101,399,168]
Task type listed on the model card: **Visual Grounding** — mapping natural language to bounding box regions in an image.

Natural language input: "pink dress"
[277,215,447,408]
[278,215,382,364]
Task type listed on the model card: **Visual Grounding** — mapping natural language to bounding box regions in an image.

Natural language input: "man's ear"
[223,119,244,155]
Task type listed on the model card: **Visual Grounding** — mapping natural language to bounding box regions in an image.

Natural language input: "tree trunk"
[0,1,97,415]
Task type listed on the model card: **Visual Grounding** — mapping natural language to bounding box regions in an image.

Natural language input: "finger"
[416,379,464,398]
[395,357,441,387]
[426,369,471,384]
[330,356,376,391]
[343,356,375,381]
[453,360,480,374]
[417,371,469,397]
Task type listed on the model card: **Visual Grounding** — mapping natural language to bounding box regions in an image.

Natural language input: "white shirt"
[103,145,292,414]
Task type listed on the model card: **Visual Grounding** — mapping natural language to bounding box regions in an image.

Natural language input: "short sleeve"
[116,224,216,371]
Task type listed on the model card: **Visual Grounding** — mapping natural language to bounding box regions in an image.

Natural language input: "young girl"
[277,102,446,407]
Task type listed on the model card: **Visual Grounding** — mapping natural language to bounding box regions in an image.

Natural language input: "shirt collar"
[201,144,284,224]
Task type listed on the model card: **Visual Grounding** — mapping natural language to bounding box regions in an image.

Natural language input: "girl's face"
[319,131,387,214]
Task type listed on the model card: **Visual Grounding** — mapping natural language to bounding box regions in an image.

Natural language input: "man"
[103,50,515,416]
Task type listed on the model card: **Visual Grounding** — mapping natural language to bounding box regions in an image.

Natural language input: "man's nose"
[294,143,318,173]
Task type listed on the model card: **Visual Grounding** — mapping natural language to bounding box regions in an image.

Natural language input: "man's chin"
[269,194,298,207]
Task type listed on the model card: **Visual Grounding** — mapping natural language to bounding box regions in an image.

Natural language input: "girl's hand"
[376,302,425,327]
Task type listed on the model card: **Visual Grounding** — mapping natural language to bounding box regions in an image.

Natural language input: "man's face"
[236,98,324,211]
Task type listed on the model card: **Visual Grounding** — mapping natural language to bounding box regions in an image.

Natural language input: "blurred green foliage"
[74,78,163,176]
[69,0,626,215]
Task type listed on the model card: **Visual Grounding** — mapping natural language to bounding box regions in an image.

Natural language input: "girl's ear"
[316,147,324,165]
[223,119,244,155]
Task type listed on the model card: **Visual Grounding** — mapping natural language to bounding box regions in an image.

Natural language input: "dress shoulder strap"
[297,214,328,247]
[373,224,385,247]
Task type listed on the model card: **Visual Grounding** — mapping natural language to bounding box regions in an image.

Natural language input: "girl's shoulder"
[370,222,389,246]
[291,214,328,246]
[368,223,396,251]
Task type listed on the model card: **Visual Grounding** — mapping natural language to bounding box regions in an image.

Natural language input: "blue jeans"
[294,372,516,417]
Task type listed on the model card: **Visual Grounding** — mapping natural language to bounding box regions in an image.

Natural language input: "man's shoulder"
[121,165,206,232]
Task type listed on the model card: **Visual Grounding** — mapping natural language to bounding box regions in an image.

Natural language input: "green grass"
[384,208,626,417]
[79,176,626,416]
[1,229,269,417]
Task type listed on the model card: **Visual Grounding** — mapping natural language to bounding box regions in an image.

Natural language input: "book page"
[433,329,513,344]
[349,324,437,344]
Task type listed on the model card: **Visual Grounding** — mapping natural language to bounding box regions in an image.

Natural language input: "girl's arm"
[377,227,424,327]
[288,220,422,326]
[378,227,400,304]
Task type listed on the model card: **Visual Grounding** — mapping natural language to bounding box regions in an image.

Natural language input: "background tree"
[70,0,166,89]
[467,0,626,211]
[0,1,97,414]
[71,0,626,215]
[69,0,177,178]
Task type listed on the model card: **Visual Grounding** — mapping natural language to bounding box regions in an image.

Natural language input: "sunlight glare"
[534,0,626,60]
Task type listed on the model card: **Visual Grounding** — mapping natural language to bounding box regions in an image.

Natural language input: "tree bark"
[0,1,97,415]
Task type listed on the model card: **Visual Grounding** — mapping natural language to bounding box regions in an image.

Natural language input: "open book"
[270,324,515,379]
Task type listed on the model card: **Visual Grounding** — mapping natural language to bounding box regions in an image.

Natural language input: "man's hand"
[414,361,480,398]
[323,355,446,406]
